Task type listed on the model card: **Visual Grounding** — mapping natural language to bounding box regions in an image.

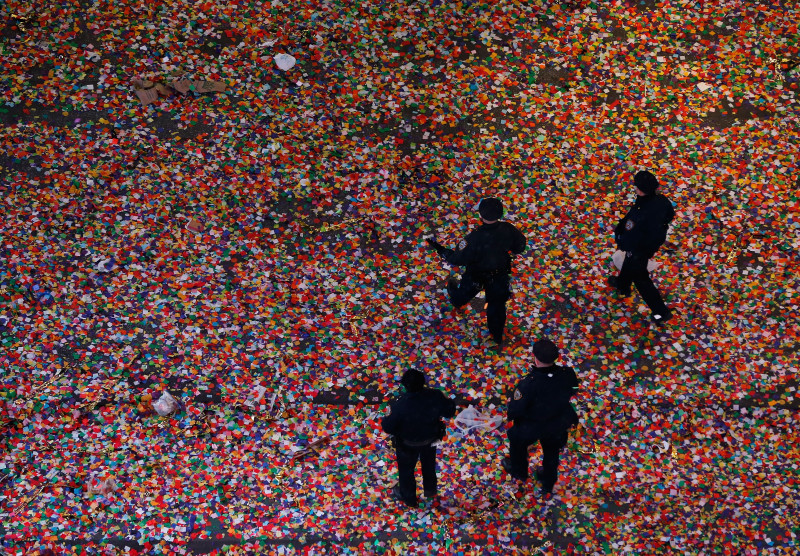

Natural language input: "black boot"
[607,276,631,297]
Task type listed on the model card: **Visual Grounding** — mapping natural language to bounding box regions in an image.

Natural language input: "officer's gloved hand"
[426,238,446,255]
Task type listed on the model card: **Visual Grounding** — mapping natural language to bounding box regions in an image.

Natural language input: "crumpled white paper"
[274,53,297,71]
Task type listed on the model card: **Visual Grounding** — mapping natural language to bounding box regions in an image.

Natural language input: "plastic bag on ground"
[453,405,503,437]
[87,475,118,496]
[153,391,179,416]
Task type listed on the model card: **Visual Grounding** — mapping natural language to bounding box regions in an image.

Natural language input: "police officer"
[502,339,579,495]
[381,369,456,507]
[427,197,526,351]
[609,170,675,325]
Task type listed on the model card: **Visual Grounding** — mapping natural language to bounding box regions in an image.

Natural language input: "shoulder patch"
[513,389,522,401]
[458,239,467,250]
[625,220,635,231]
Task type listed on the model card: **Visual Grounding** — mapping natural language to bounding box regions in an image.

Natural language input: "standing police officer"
[381,369,456,507]
[502,339,579,495]
[609,170,675,325]
[427,197,526,351]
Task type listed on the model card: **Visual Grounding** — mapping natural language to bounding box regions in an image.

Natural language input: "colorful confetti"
[1,0,799,554]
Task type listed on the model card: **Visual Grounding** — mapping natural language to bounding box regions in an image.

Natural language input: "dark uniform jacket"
[507,365,579,440]
[615,193,675,259]
[382,388,456,446]
[443,221,526,282]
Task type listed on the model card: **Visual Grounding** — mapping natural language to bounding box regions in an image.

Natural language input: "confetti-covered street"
[1,0,799,554]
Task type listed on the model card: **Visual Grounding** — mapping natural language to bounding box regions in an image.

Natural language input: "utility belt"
[392,430,442,448]
[401,438,437,447]
[472,268,509,287]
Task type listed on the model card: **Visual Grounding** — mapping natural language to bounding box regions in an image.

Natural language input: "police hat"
[400,369,426,392]
[634,170,659,195]
[478,197,503,221]
[532,339,559,365]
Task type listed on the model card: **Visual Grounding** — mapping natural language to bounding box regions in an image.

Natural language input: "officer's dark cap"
[400,369,426,392]
[478,197,503,221]
[532,339,559,365]
[634,170,659,195]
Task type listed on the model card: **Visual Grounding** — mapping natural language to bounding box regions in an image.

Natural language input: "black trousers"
[449,273,511,344]
[616,253,668,316]
[508,426,568,492]
[395,442,437,505]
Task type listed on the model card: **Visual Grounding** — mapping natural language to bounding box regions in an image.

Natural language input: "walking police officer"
[502,339,579,495]
[609,170,675,325]
[427,197,526,351]
[381,369,456,507]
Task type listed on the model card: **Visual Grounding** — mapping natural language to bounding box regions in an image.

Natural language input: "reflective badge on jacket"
[625,220,635,231]
[513,389,522,400]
